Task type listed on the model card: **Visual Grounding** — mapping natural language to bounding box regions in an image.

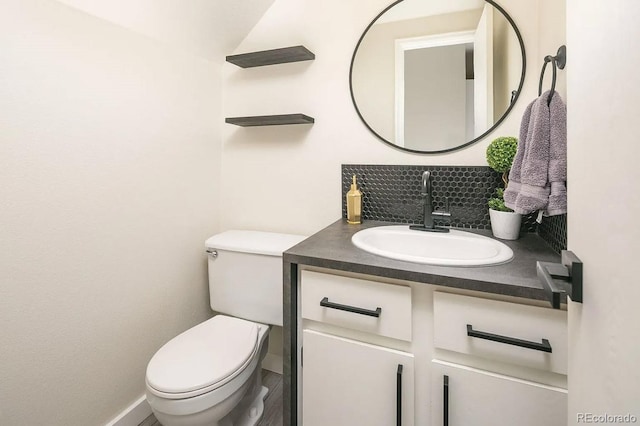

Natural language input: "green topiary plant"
[488,188,509,211]
[486,136,518,212]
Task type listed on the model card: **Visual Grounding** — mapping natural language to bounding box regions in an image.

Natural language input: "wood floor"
[139,370,283,426]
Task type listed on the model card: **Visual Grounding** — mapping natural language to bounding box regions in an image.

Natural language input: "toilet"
[145,230,306,426]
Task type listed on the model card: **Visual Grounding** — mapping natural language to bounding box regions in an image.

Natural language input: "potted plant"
[486,136,521,240]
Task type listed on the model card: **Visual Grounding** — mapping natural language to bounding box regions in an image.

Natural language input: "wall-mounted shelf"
[225,114,315,127]
[226,46,315,68]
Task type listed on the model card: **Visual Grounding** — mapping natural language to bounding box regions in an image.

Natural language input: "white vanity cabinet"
[298,269,568,426]
[431,292,568,426]
[300,270,414,426]
[431,360,567,426]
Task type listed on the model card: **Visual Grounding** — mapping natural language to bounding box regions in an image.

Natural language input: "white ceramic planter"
[489,209,522,240]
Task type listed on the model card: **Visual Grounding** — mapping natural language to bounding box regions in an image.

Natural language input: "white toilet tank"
[205,230,306,327]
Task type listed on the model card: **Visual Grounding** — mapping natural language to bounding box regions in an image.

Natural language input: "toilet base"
[216,363,268,426]
[227,385,268,426]
[152,367,269,426]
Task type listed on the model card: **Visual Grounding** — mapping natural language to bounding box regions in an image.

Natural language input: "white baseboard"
[262,353,283,374]
[105,394,152,426]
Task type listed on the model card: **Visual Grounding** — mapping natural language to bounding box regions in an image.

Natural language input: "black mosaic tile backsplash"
[341,164,567,253]
[538,214,567,254]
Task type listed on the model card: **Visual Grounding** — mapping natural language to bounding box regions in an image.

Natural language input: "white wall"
[221,0,564,236]
[0,1,221,424]
[492,6,521,120]
[53,0,275,61]
[566,0,640,422]
[539,0,567,98]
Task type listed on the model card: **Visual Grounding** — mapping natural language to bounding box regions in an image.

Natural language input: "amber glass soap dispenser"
[346,175,362,224]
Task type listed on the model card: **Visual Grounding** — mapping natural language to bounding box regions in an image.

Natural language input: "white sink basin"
[351,225,514,267]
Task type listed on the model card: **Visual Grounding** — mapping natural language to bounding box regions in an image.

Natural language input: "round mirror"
[349,0,525,154]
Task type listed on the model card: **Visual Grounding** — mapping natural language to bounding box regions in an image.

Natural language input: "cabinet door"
[302,329,414,426]
[431,360,567,426]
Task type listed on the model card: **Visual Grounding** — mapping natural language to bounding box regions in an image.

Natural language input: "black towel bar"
[537,250,583,309]
[538,45,567,105]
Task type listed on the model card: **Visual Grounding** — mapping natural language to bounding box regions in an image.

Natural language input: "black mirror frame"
[349,0,526,154]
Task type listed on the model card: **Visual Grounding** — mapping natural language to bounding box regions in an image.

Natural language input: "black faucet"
[409,171,451,233]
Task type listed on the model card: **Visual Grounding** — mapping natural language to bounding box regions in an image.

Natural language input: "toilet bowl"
[146,316,270,426]
[144,230,307,426]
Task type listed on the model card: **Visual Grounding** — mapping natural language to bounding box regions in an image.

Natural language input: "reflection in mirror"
[350,0,525,153]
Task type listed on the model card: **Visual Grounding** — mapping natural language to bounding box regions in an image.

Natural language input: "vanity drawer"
[301,270,412,342]
[433,292,567,375]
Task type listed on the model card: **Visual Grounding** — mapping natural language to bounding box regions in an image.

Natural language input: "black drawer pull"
[396,364,403,426]
[320,297,382,317]
[466,324,552,353]
[443,375,449,426]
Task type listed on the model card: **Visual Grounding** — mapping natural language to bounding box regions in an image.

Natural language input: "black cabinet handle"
[466,324,552,353]
[443,375,449,426]
[397,364,403,426]
[320,297,382,317]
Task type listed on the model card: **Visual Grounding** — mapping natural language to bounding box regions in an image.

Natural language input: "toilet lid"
[146,316,259,395]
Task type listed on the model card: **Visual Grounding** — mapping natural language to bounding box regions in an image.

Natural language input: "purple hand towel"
[504,91,567,216]
[545,92,567,216]
[504,99,534,208]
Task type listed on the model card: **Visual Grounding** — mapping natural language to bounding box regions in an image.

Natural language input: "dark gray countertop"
[284,219,561,302]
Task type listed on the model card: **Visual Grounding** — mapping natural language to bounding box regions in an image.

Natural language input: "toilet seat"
[146,315,259,399]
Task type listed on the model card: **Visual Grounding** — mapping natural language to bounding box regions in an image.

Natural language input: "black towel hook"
[538,45,567,105]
